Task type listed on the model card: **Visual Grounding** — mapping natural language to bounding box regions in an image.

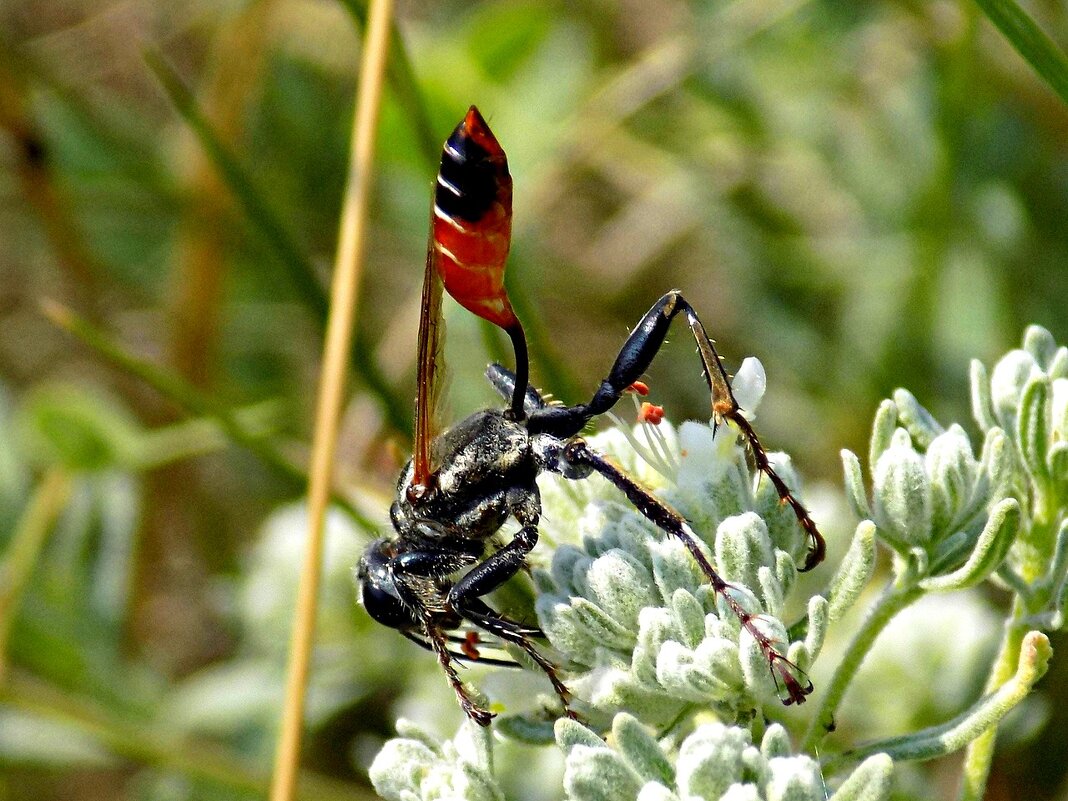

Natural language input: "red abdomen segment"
[433,106,518,330]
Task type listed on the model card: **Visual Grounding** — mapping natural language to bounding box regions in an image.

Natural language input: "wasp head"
[356,538,419,630]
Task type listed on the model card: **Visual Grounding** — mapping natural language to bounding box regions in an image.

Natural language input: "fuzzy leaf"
[804,595,829,660]
[829,632,1050,767]
[991,349,1038,433]
[920,499,1020,591]
[1050,347,1068,380]
[675,724,751,800]
[827,521,877,621]
[1023,324,1057,368]
[715,513,775,594]
[1017,376,1051,485]
[828,754,893,801]
[970,360,998,432]
[613,714,675,786]
[869,400,898,469]
[841,449,872,521]
[925,425,979,536]
[872,429,933,548]
[556,718,609,753]
[892,389,944,449]
[761,724,793,760]
[765,756,823,801]
[564,745,644,801]
[1048,442,1068,488]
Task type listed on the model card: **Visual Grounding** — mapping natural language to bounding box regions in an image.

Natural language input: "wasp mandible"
[356,107,825,725]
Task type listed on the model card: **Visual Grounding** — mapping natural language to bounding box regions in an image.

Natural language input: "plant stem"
[802,582,923,752]
[956,616,1028,801]
[269,1,392,799]
[0,469,71,684]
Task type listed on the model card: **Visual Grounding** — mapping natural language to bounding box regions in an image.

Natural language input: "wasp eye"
[359,579,417,630]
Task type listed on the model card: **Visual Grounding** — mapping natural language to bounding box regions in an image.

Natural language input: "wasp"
[356,107,825,725]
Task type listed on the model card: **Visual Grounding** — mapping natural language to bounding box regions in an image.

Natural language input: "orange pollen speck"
[627,380,650,396]
[461,631,481,660]
[638,402,665,425]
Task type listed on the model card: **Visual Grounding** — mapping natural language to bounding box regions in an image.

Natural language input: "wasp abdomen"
[432,106,517,330]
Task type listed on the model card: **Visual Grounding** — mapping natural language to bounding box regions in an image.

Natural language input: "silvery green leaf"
[657,638,742,702]
[971,427,1017,522]
[971,359,998,432]
[758,565,785,618]
[555,717,607,752]
[496,714,556,744]
[829,632,1050,766]
[1051,347,1068,379]
[613,714,675,786]
[869,399,898,469]
[671,588,708,649]
[828,753,893,801]
[368,738,437,800]
[1023,324,1057,368]
[925,424,979,535]
[716,512,775,593]
[765,755,823,801]
[720,786,762,801]
[804,595,829,660]
[571,597,638,650]
[636,783,680,801]
[841,449,873,521]
[550,545,590,591]
[892,389,944,449]
[675,724,751,801]
[827,521,877,621]
[920,499,1020,591]
[1052,378,1068,441]
[761,724,793,760]
[563,745,644,801]
[650,538,702,600]
[1048,442,1068,487]
[584,550,660,631]
[774,549,797,601]
[394,719,444,753]
[990,349,1039,433]
[538,598,597,663]
[872,429,933,548]
[1017,376,1051,485]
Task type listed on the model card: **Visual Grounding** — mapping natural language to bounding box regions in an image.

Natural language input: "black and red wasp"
[356,107,825,725]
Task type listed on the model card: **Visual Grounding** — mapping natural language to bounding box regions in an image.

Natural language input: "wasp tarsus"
[356,107,825,726]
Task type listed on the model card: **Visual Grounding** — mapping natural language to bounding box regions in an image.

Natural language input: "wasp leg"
[458,603,577,720]
[560,439,813,706]
[527,290,824,571]
[446,489,541,606]
[461,597,543,637]
[400,630,522,668]
[426,626,495,726]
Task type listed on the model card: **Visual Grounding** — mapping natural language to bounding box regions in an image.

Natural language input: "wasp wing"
[412,215,445,492]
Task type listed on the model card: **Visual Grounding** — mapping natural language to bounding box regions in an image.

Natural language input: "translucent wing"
[411,217,445,494]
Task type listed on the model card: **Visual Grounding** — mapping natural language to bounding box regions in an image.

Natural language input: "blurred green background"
[1,0,1067,799]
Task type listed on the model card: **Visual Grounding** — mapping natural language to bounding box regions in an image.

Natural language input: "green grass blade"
[41,300,378,531]
[145,52,411,437]
[974,0,1068,105]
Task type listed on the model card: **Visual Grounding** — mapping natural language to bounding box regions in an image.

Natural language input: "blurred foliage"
[1,0,1067,799]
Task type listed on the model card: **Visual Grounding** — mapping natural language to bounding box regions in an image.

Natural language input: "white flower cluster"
[533,419,825,726]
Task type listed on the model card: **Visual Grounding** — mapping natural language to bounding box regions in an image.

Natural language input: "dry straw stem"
[269,1,394,800]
